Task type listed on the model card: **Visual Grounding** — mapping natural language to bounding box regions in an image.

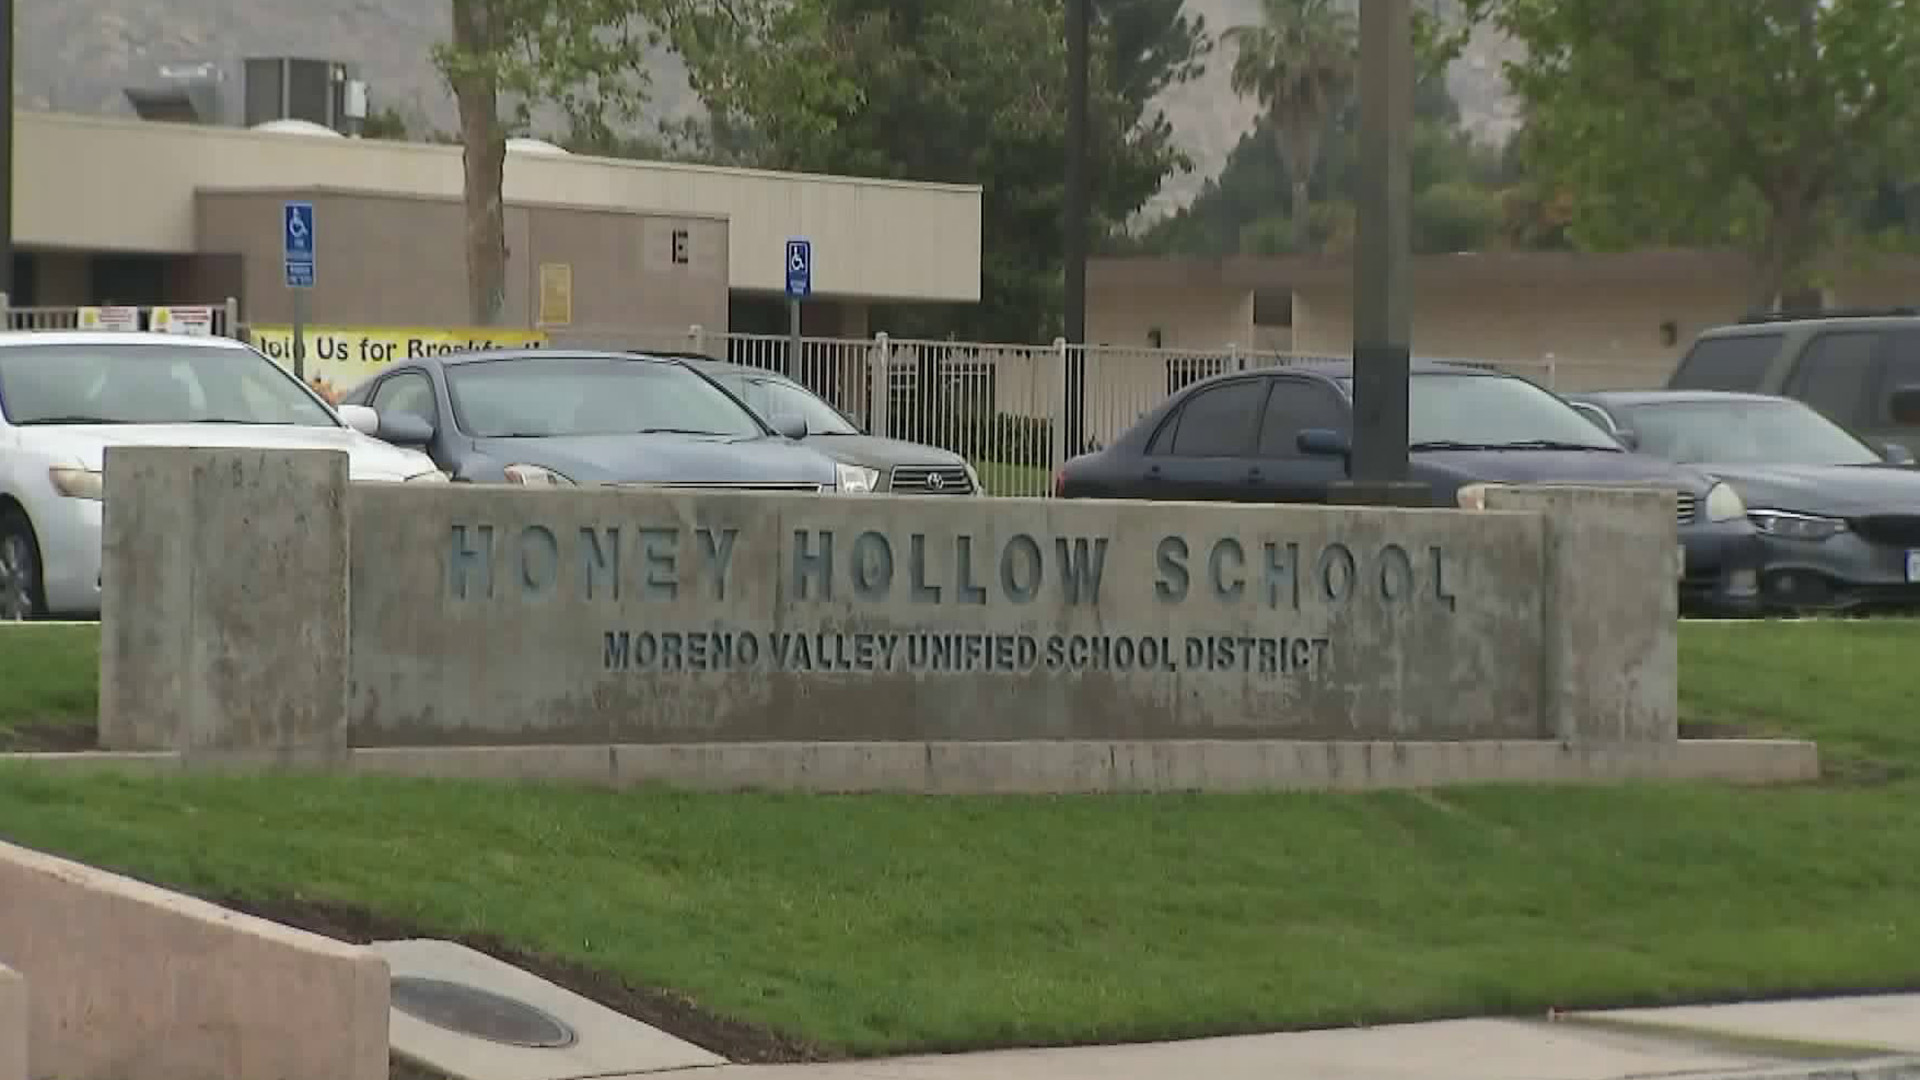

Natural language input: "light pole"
[1336,0,1426,506]
[1063,0,1089,457]
[0,0,14,301]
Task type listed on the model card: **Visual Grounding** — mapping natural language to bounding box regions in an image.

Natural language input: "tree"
[1458,0,1920,309]
[681,0,1205,342]
[1219,0,1357,251]
[433,0,723,325]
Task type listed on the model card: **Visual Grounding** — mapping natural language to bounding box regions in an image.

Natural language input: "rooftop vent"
[123,61,225,124]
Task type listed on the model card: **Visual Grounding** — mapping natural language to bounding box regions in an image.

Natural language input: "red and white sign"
[151,306,215,336]
[77,306,140,332]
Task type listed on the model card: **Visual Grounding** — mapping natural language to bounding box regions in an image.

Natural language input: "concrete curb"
[1681,1058,1920,1080]
[2,737,1818,792]
[0,964,24,1080]
[0,841,389,1080]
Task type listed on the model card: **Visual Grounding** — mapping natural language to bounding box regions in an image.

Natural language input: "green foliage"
[681,0,1207,342]
[360,106,414,141]
[1458,0,1920,305]
[1131,64,1513,258]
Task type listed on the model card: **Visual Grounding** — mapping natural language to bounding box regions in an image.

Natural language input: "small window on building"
[1147,328,1164,348]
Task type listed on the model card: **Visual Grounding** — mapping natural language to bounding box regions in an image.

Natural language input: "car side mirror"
[1615,428,1641,451]
[337,404,380,437]
[1884,441,1916,466]
[1888,385,1920,426]
[377,411,436,447]
[771,413,809,440]
[1296,428,1352,459]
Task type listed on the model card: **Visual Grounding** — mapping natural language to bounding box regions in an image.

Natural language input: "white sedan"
[0,331,443,619]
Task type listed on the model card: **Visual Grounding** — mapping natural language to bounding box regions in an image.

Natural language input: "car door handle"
[1245,466,1262,482]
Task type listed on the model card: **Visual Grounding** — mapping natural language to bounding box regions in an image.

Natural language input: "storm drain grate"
[391,975,580,1049]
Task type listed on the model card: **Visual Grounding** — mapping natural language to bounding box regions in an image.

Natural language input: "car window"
[739,375,860,435]
[1256,378,1347,457]
[1568,402,1617,434]
[0,342,338,427]
[1166,380,1265,457]
[1668,333,1781,392]
[446,356,765,439]
[1784,331,1880,427]
[1624,399,1881,467]
[1334,372,1621,450]
[1874,331,1920,426]
[371,371,436,423]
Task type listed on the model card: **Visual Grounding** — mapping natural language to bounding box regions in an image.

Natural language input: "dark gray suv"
[1667,309,1920,458]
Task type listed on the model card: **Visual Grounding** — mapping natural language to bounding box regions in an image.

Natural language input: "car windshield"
[0,342,340,427]
[1623,399,1882,466]
[447,357,766,439]
[1338,372,1623,450]
[720,373,860,435]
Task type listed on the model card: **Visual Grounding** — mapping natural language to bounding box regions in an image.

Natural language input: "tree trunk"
[451,0,508,327]
[1750,190,1820,315]
[1291,178,1312,251]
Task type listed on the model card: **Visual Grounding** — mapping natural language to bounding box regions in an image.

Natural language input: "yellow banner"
[249,325,550,388]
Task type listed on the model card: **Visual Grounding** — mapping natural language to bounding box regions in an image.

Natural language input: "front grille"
[889,464,974,495]
[1851,514,1920,547]
[1675,492,1698,526]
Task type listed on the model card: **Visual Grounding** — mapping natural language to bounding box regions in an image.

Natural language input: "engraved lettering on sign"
[441,519,1468,685]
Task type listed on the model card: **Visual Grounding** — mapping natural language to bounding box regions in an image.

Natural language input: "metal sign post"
[785,238,811,381]
[283,201,315,380]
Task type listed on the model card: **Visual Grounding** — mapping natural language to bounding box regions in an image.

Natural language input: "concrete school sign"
[94,448,1816,792]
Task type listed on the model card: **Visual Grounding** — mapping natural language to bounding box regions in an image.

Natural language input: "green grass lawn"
[0,623,98,746]
[972,459,1051,497]
[0,621,1917,1057]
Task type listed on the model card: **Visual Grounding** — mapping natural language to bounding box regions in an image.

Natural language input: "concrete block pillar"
[99,448,351,766]
[0,964,24,1080]
[1483,486,1679,743]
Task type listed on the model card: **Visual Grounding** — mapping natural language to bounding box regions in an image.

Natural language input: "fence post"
[689,324,705,357]
[1051,336,1070,483]
[1230,340,1243,371]
[870,332,891,438]
[223,297,240,340]
[0,292,9,332]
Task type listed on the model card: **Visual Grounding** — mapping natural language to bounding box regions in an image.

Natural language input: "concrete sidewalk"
[698,994,1920,1080]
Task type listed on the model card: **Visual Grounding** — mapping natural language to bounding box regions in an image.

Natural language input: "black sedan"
[336,349,848,491]
[1569,389,1920,612]
[1056,361,1763,616]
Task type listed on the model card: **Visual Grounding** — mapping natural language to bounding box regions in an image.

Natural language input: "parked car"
[1569,389,1920,612]
[1055,360,1764,616]
[655,354,984,496]
[1666,308,1920,459]
[0,331,443,620]
[336,349,855,492]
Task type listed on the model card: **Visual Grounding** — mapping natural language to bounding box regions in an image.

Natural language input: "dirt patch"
[218,894,826,1065]
[0,720,99,754]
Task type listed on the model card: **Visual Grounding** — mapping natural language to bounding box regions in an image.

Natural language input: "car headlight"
[1455,482,1506,510]
[836,463,880,494]
[405,470,450,484]
[504,464,575,487]
[1747,509,1848,542]
[1704,482,1746,523]
[962,461,984,496]
[48,466,103,501]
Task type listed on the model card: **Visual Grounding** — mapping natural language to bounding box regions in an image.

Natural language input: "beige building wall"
[1291,276,1753,390]
[16,110,980,304]
[196,189,726,335]
[1087,284,1255,352]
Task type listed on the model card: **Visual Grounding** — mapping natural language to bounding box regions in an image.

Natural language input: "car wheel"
[0,505,46,621]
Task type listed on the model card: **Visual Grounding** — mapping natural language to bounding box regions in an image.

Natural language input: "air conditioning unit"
[123,61,225,124]
[244,57,366,133]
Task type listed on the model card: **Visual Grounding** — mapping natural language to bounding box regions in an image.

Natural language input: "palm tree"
[1221,0,1359,252]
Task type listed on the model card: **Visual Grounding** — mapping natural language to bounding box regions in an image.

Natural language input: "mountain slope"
[19,0,1513,216]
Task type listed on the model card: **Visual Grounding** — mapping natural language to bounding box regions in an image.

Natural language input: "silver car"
[670,356,983,496]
